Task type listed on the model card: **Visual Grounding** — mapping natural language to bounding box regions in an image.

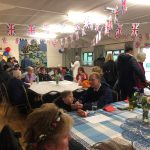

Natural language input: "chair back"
[64,75,73,81]
[21,85,32,112]
[1,82,10,104]
[43,91,61,103]
[73,88,86,100]
[111,89,118,102]
[0,125,23,150]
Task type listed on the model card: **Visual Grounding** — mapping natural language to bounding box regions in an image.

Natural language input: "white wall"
[47,42,62,67]
[0,36,19,61]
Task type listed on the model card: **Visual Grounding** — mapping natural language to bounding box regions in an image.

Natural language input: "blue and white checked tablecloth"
[70,101,142,149]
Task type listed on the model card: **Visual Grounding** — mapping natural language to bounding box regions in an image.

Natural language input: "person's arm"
[71,61,78,69]
[130,57,146,82]
[79,89,93,110]
[97,88,113,108]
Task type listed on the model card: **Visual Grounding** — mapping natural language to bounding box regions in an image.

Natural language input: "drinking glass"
[92,102,97,114]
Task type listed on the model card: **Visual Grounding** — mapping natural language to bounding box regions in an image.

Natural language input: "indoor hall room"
[0,0,150,149]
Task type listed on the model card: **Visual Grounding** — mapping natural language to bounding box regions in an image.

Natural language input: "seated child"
[55,90,83,112]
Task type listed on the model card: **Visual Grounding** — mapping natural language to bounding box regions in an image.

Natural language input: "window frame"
[83,52,93,66]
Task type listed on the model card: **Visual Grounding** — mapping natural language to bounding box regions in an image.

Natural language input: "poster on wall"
[19,39,47,67]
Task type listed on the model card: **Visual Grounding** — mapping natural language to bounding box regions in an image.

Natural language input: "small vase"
[56,79,59,85]
[143,108,149,123]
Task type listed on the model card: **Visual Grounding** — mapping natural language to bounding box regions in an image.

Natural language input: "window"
[83,52,93,66]
[106,49,124,61]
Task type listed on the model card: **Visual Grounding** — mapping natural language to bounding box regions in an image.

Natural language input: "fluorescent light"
[67,11,85,23]
[67,11,107,24]
[42,24,75,33]
[128,0,150,5]
[29,32,57,39]
[87,13,107,25]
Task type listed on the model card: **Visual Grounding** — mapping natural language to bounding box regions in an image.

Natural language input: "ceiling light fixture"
[42,24,75,33]
[67,11,107,25]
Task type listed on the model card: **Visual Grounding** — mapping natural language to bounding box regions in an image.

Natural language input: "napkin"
[124,99,129,103]
[103,105,116,112]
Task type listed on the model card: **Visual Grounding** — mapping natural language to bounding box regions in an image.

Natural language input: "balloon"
[5,47,11,52]
[3,51,9,56]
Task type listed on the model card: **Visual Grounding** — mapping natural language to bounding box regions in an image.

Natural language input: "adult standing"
[103,53,117,88]
[21,55,33,71]
[117,47,146,100]
[135,52,148,93]
[0,54,6,72]
[71,56,80,80]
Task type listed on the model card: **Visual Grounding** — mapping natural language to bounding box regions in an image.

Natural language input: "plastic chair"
[73,88,86,100]
[64,75,73,81]
[42,91,61,103]
[111,89,119,102]
[1,82,32,116]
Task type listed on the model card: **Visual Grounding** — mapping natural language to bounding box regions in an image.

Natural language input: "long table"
[70,101,142,150]
[29,80,82,95]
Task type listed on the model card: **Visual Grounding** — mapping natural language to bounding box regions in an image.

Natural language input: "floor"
[0,104,26,149]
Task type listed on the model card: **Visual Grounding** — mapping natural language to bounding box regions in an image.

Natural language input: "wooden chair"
[1,82,32,116]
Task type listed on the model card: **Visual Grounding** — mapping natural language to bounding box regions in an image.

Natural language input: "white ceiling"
[0,0,150,45]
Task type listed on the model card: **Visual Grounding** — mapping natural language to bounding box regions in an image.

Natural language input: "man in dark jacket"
[79,72,113,110]
[117,47,146,100]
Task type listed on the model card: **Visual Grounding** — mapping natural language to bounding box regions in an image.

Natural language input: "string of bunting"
[0,0,150,48]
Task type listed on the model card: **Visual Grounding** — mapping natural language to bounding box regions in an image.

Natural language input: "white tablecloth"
[29,80,82,95]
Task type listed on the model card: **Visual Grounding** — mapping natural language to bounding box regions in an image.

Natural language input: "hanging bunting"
[108,16,113,30]
[60,38,64,46]
[95,31,102,44]
[7,23,15,36]
[81,28,86,36]
[75,24,81,31]
[51,40,57,47]
[2,37,7,44]
[15,38,20,44]
[91,38,96,46]
[122,0,127,14]
[145,33,150,40]
[90,24,94,30]
[124,35,128,41]
[114,5,119,24]
[47,40,51,45]
[104,22,110,35]
[75,31,79,40]
[115,24,123,38]
[84,18,90,29]
[138,34,142,41]
[131,23,139,37]
[28,24,35,35]
[135,41,141,48]
[65,37,68,45]
[95,25,99,31]
[70,34,74,43]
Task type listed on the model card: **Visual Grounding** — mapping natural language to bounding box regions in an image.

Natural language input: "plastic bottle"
[36,75,39,84]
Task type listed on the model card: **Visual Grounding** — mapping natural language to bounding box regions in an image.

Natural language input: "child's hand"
[77,109,88,117]
[75,101,83,109]
[71,104,77,109]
